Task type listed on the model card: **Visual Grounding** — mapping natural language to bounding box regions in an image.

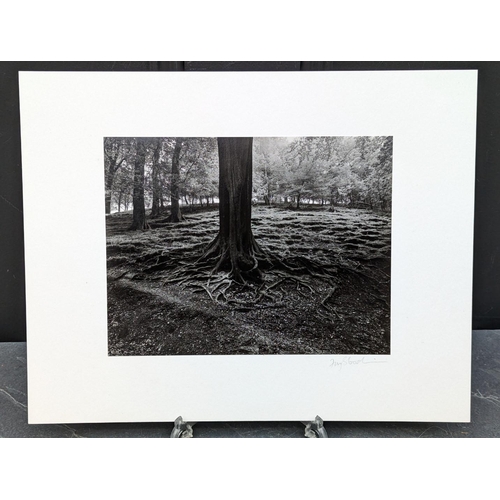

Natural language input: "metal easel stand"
[170,415,329,438]
[170,416,195,438]
[302,416,329,438]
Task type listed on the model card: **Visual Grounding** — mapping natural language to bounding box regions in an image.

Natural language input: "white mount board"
[19,70,477,423]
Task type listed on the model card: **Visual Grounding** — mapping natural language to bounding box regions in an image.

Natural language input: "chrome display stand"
[302,416,328,438]
[170,416,195,438]
[170,415,328,438]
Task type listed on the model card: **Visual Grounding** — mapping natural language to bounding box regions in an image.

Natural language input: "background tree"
[370,136,393,210]
[129,138,149,230]
[167,138,184,222]
[177,137,218,210]
[253,137,288,204]
[283,137,326,207]
[112,159,134,212]
[150,138,163,218]
[104,137,130,214]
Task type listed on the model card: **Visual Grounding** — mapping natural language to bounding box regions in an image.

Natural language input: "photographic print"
[105,136,392,356]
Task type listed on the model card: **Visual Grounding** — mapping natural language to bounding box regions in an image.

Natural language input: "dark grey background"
[1,330,499,436]
[1,61,499,342]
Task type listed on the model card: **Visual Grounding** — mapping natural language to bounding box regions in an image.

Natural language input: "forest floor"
[106,205,391,356]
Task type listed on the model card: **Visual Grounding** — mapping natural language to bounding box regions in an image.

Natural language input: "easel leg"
[302,416,329,438]
[170,416,196,438]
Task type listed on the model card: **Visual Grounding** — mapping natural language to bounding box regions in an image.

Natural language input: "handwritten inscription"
[330,356,387,370]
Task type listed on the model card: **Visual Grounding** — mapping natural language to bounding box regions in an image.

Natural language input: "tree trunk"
[104,141,126,214]
[168,138,184,222]
[151,139,161,218]
[129,139,149,230]
[203,137,263,282]
[296,194,301,209]
[105,161,119,214]
[105,176,112,214]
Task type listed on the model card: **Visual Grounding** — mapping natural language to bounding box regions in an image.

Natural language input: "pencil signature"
[329,356,388,370]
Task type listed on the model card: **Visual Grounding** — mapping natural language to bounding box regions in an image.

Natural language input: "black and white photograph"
[105,136,392,356]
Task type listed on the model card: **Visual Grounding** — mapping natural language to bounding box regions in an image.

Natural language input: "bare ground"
[106,205,391,356]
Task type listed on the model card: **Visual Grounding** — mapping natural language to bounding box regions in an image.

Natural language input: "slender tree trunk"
[104,146,125,214]
[151,139,161,218]
[129,139,149,230]
[104,158,122,214]
[168,138,184,222]
[203,137,263,282]
[296,194,301,209]
[105,174,113,214]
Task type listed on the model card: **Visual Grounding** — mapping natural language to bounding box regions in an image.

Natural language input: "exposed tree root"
[106,206,391,354]
[127,238,361,324]
[116,235,390,331]
[198,234,271,283]
[321,286,337,306]
[112,207,389,312]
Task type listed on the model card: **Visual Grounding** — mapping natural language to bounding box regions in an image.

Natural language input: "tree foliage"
[253,136,393,210]
[104,136,392,215]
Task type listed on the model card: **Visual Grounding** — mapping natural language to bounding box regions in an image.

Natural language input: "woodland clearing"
[107,204,391,356]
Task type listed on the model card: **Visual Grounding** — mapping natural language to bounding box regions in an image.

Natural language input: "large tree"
[129,138,149,230]
[203,137,264,282]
